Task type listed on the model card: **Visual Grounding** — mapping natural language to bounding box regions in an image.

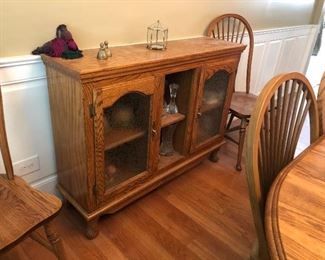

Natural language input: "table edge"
[264,136,325,259]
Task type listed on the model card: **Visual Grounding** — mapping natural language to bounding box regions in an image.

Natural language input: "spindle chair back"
[317,72,325,135]
[245,72,319,259]
[207,13,254,94]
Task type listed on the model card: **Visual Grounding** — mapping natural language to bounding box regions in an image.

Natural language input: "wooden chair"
[317,72,325,135]
[206,13,255,171]
[245,72,319,259]
[0,86,65,259]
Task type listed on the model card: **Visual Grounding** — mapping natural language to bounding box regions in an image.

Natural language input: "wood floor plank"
[141,192,245,259]
[163,192,246,258]
[20,237,56,260]
[125,206,201,259]
[166,164,253,239]
[1,143,255,260]
[0,245,30,260]
[100,209,178,260]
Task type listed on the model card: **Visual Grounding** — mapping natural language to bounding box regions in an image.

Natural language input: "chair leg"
[44,222,66,260]
[236,118,248,171]
[226,112,235,130]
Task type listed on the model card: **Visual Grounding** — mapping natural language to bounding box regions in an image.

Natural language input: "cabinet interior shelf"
[105,128,146,150]
[158,152,184,170]
[161,113,186,128]
[105,166,140,190]
[201,101,221,114]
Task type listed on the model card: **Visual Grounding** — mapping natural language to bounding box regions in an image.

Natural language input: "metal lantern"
[147,20,168,50]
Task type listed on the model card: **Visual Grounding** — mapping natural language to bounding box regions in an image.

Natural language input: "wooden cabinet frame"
[42,37,245,239]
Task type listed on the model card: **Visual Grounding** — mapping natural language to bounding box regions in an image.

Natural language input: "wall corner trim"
[0,55,42,68]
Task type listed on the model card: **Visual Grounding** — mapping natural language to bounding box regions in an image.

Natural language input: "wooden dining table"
[265,135,325,259]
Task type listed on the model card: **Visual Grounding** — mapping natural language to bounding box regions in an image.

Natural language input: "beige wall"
[0,0,318,57]
[311,0,325,23]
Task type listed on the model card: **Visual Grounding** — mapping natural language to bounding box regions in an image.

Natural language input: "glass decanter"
[167,83,179,114]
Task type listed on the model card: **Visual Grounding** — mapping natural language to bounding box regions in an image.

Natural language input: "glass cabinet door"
[93,77,157,202]
[193,69,231,149]
[103,93,150,190]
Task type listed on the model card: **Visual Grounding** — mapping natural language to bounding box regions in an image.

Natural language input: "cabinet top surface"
[42,37,245,79]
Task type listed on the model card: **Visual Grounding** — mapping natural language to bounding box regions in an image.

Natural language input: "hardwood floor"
[1,142,255,260]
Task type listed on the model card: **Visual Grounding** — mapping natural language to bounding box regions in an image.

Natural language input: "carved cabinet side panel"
[45,66,90,210]
[83,83,98,211]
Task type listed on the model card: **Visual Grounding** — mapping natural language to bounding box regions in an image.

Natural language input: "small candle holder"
[147,20,168,50]
[97,40,112,60]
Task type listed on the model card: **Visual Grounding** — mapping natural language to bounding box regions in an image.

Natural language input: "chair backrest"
[206,14,254,94]
[317,72,325,135]
[0,86,14,180]
[245,72,319,258]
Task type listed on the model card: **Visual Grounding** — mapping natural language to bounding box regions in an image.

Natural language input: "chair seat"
[0,175,62,251]
[230,92,257,118]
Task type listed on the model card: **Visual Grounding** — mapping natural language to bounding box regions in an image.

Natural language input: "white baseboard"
[30,174,61,198]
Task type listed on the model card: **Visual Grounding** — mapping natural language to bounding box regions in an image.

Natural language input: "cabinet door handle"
[152,129,157,136]
[197,112,202,118]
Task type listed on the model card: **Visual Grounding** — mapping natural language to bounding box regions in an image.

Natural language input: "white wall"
[0,25,318,194]
[0,57,57,194]
[236,25,318,94]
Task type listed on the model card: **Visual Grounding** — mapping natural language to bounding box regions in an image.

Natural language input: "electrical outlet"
[13,155,40,177]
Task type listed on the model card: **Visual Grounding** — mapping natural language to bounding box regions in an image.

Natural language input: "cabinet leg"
[209,148,220,162]
[86,217,99,239]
